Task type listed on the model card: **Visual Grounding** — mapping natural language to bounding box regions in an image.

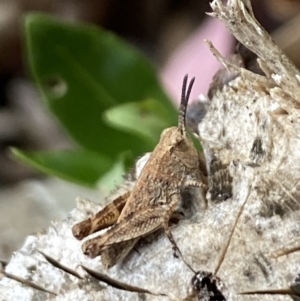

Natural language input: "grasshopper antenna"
[178,75,195,135]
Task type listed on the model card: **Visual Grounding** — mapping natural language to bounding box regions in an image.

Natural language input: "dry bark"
[2,0,300,300]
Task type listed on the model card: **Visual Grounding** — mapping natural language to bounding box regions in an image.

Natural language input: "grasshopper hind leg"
[101,239,138,269]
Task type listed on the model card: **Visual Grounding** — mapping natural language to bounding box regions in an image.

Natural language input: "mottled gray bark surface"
[2,0,300,300]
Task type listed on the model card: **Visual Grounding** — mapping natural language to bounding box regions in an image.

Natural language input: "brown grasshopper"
[72,75,206,268]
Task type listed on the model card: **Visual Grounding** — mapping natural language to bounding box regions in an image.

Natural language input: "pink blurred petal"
[160,17,234,103]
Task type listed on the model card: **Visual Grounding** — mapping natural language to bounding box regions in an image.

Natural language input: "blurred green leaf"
[11,148,113,187]
[104,99,170,145]
[98,151,133,192]
[24,14,177,158]
[20,13,178,187]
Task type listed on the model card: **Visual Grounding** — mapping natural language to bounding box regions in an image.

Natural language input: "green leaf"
[24,13,177,158]
[11,148,113,187]
[104,99,170,144]
[98,151,133,193]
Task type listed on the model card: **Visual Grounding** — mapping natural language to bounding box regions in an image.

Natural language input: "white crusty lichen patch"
[198,0,300,300]
[0,197,172,301]
[2,0,300,300]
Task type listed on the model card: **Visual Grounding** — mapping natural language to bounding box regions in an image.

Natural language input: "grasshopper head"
[160,75,199,169]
